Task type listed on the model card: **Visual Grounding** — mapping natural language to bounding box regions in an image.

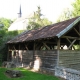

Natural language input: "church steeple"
[18,4,22,18]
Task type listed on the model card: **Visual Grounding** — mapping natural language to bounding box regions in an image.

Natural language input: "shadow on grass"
[0,67,59,80]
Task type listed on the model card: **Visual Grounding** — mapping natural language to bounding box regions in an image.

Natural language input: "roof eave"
[56,17,80,38]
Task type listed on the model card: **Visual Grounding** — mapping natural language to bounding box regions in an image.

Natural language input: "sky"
[0,0,74,22]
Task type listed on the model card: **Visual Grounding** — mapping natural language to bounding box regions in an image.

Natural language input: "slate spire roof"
[18,4,22,18]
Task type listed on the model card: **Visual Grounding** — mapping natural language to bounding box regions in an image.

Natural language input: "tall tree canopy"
[57,8,72,22]
[0,18,13,30]
[57,0,80,22]
[27,6,52,30]
[0,18,21,62]
[72,0,80,17]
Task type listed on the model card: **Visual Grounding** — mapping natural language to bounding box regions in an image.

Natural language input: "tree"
[0,17,13,30]
[0,17,14,47]
[57,0,80,22]
[57,8,73,22]
[27,6,52,30]
[72,0,80,17]
[72,0,80,50]
[0,18,17,62]
[0,17,25,63]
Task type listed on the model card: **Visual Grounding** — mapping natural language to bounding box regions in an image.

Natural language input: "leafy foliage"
[0,18,24,63]
[57,0,80,22]
[27,6,52,30]
[57,8,73,22]
[72,0,80,17]
[0,17,13,30]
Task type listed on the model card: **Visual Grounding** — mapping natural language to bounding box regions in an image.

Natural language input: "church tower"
[18,4,22,18]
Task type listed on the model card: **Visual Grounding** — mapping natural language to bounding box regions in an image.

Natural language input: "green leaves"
[0,17,13,30]
[0,17,23,62]
[57,0,80,22]
[57,8,73,22]
[27,6,52,30]
[72,0,80,17]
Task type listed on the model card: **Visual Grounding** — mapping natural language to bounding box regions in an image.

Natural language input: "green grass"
[0,67,59,80]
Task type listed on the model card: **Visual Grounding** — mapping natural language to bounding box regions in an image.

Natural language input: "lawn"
[0,67,60,80]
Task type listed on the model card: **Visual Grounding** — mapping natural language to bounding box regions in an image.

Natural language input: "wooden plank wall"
[22,50,34,67]
[11,50,58,74]
[34,50,57,69]
[59,50,80,70]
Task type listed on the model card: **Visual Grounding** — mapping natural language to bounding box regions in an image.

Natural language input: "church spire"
[18,4,22,18]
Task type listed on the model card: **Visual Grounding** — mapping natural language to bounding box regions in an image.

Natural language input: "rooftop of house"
[7,16,80,44]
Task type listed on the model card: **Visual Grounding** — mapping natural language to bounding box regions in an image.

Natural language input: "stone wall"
[55,66,80,80]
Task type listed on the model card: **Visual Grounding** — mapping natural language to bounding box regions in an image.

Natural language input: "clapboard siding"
[59,50,80,70]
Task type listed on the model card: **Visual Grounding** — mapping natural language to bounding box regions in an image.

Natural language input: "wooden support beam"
[57,38,60,66]
[66,38,75,50]
[57,38,60,50]
[43,41,57,44]
[79,23,80,50]
[35,43,39,49]
[73,28,80,36]
[40,45,45,50]
[33,42,35,65]
[62,36,80,40]
[36,44,42,50]
[19,44,20,50]
[33,42,42,50]
[79,23,80,34]
[33,42,35,51]
[13,45,16,50]
[7,45,9,61]
[43,42,50,50]
[25,44,29,50]
[68,39,76,49]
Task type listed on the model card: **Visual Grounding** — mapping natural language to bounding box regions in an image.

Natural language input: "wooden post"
[57,38,60,50]
[57,38,60,66]
[79,23,80,50]
[33,42,35,54]
[33,41,35,67]
[19,44,20,50]
[7,45,9,61]
[17,44,20,65]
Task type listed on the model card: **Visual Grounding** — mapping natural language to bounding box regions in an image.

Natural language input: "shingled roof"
[7,16,80,44]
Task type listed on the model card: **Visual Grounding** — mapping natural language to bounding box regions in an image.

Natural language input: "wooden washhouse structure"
[7,16,80,79]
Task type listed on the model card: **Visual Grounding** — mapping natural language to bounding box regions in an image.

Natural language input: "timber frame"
[7,16,80,75]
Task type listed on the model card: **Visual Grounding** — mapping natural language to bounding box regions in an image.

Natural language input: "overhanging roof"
[7,16,80,44]
[57,17,80,38]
